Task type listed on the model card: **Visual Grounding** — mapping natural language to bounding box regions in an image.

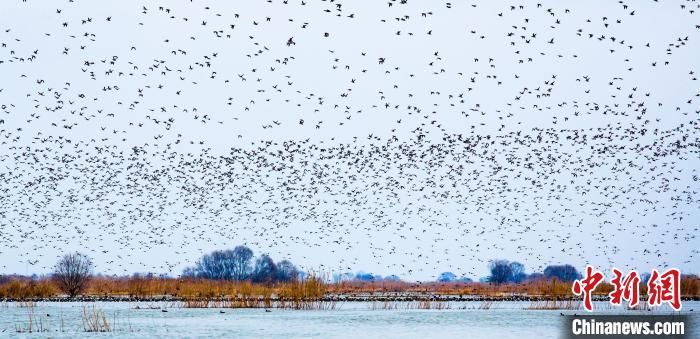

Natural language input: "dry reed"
[81,304,111,332]
[1,274,698,303]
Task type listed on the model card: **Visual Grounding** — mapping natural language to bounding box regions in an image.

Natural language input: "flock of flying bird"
[0,0,698,280]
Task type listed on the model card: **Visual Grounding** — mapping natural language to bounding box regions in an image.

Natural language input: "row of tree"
[43,247,302,297]
[21,251,684,298]
[485,260,581,284]
[181,245,300,284]
[330,261,578,285]
[433,261,582,284]
[47,252,586,298]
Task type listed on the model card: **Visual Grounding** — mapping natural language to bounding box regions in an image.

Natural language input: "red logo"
[572,267,682,311]
[647,268,681,311]
[572,265,605,312]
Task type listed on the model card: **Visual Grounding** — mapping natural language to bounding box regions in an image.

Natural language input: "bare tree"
[252,254,277,285]
[230,245,254,281]
[488,259,513,285]
[53,252,93,297]
[509,262,526,283]
[276,260,299,282]
[543,264,582,282]
[182,246,253,281]
[184,245,254,281]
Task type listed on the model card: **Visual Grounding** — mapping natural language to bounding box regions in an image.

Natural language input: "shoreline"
[4,294,699,303]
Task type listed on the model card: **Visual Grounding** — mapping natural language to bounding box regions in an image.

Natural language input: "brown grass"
[325,276,700,299]
[325,278,581,297]
[0,278,57,299]
[173,275,336,310]
[13,302,50,333]
[1,274,698,302]
[81,305,111,332]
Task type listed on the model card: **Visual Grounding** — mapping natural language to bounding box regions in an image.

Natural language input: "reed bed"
[1,274,698,303]
[81,305,111,332]
[327,279,586,297]
[90,275,327,301]
[164,275,336,310]
[0,279,56,299]
[13,301,49,333]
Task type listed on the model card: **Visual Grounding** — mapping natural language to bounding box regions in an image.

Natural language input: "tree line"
[180,245,300,284]
[434,260,582,284]
[487,259,582,284]
[8,250,686,298]
[31,246,301,297]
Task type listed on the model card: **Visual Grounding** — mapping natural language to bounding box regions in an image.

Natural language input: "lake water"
[1,301,697,338]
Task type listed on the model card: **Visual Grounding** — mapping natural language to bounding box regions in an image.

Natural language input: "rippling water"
[1,301,698,338]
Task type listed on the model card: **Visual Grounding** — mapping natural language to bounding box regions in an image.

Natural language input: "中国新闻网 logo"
[571,266,681,312]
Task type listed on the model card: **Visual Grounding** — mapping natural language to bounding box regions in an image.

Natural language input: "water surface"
[1,301,697,338]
